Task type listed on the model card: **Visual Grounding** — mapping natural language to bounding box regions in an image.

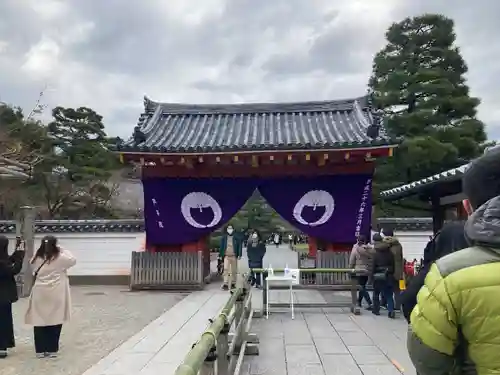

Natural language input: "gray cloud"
[0,0,499,140]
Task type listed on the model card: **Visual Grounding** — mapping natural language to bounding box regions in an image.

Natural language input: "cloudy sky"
[1,0,499,140]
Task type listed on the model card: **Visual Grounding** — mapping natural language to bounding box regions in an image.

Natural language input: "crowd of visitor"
[349,229,404,319]
[352,146,500,375]
[2,147,500,374]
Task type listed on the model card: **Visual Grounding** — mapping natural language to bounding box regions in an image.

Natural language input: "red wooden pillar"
[326,243,352,252]
[308,238,353,257]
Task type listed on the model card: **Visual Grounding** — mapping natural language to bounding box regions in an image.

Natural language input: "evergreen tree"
[31,107,120,218]
[369,14,487,183]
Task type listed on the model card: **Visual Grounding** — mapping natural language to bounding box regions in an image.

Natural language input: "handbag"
[373,268,388,281]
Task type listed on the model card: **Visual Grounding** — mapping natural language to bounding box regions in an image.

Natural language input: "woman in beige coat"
[349,234,374,309]
[25,236,76,358]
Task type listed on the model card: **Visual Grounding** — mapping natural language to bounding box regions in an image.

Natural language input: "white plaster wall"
[371,230,432,261]
[395,231,433,260]
[4,230,432,276]
[5,233,145,276]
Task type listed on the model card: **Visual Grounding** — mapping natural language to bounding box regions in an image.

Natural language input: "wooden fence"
[297,251,351,285]
[130,251,204,290]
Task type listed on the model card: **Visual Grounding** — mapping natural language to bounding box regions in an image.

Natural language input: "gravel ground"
[2,286,187,375]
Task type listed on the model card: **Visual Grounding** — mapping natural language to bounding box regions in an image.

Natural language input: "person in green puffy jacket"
[408,147,500,375]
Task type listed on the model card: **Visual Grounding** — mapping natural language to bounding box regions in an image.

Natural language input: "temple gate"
[116,95,397,289]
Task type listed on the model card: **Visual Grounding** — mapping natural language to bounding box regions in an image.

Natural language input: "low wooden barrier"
[316,251,350,284]
[297,251,351,285]
[130,251,204,290]
[174,284,258,375]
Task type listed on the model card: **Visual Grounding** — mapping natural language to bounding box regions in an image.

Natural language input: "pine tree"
[369,14,487,182]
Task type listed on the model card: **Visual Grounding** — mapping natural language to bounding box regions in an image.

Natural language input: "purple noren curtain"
[258,175,372,244]
[142,178,257,245]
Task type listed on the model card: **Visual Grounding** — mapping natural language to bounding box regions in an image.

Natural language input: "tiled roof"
[0,220,144,234]
[380,164,468,200]
[0,218,431,234]
[116,96,397,153]
[377,217,433,231]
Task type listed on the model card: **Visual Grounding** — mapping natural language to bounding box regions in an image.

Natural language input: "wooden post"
[350,271,361,315]
[16,206,35,297]
[431,195,445,234]
[215,323,230,375]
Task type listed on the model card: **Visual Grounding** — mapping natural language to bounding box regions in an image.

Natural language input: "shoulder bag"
[33,259,49,282]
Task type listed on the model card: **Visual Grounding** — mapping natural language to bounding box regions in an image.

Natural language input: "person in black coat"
[247,230,267,288]
[0,236,25,358]
[400,221,468,323]
[370,238,396,318]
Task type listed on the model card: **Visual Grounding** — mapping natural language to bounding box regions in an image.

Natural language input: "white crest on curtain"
[292,190,335,227]
[181,192,222,228]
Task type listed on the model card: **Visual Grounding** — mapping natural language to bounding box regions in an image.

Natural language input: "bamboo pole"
[174,288,243,375]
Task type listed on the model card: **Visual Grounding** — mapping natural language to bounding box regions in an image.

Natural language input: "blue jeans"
[373,280,394,313]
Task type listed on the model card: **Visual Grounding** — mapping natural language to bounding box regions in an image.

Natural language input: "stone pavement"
[73,245,414,375]
[78,285,414,375]
[245,307,414,375]
[5,286,185,375]
[81,285,230,375]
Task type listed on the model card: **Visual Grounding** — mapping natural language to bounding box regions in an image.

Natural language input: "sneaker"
[47,352,58,358]
[0,350,7,359]
[365,305,373,311]
[372,310,380,316]
[221,284,229,290]
[388,311,396,319]
[36,353,46,358]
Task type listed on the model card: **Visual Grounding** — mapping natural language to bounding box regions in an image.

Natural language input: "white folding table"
[265,269,300,320]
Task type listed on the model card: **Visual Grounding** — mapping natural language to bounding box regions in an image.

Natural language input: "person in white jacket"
[25,236,76,358]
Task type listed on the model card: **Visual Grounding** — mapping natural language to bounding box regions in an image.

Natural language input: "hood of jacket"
[382,236,400,246]
[353,243,372,255]
[465,195,500,252]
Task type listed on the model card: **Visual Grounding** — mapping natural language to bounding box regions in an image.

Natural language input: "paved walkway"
[81,286,230,375]
[247,307,414,375]
[79,288,414,375]
[79,245,414,375]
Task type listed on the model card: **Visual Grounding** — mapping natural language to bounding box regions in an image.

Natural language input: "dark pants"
[373,280,394,313]
[34,325,63,354]
[356,276,372,306]
[0,303,15,350]
[249,262,265,286]
[393,280,401,310]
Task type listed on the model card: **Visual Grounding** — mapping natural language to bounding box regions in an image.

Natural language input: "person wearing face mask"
[247,230,267,288]
[219,224,242,290]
